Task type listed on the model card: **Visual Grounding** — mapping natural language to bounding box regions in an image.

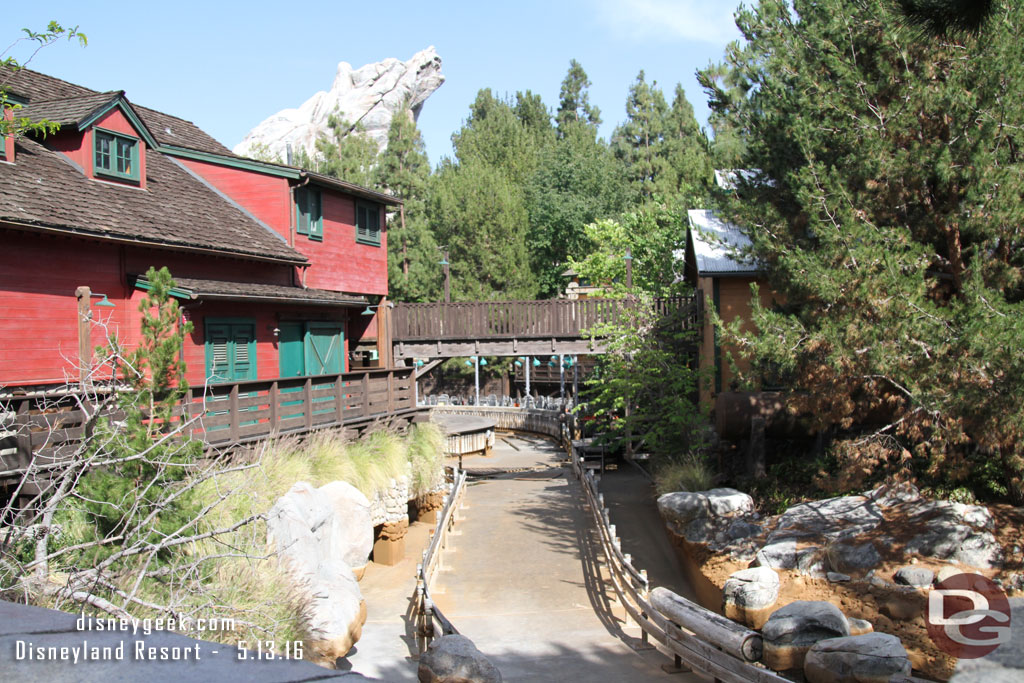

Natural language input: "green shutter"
[296,188,309,235]
[355,202,380,246]
[205,320,257,382]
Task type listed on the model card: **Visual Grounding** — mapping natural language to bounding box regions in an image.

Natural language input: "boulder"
[235,47,445,161]
[864,482,921,507]
[848,618,873,636]
[950,598,1024,683]
[775,495,883,541]
[804,633,911,683]
[723,567,780,628]
[762,600,850,671]
[906,526,1002,568]
[657,488,756,547]
[827,572,851,583]
[893,566,934,588]
[266,482,368,660]
[318,480,373,573]
[754,539,799,570]
[826,542,882,575]
[418,634,502,683]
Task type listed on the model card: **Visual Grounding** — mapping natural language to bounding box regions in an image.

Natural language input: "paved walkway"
[431,436,705,682]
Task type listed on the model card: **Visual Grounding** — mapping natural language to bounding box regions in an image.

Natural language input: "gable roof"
[135,275,369,307]
[686,209,760,276]
[0,136,306,265]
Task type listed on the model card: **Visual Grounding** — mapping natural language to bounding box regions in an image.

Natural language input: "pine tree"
[375,103,439,301]
[305,112,378,187]
[704,0,1024,500]
[611,71,671,203]
[556,59,602,134]
[662,84,713,204]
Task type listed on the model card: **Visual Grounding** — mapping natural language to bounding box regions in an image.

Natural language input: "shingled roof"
[3,67,232,156]
[18,91,123,127]
[136,275,369,307]
[0,136,307,264]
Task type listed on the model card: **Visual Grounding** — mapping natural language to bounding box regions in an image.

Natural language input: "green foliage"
[301,112,378,186]
[556,59,602,133]
[1,23,87,139]
[75,267,201,558]
[655,453,715,495]
[704,0,1024,502]
[376,102,440,302]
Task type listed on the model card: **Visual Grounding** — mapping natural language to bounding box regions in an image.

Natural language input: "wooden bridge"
[391,294,702,360]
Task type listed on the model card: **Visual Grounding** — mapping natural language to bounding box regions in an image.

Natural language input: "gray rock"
[723,567,780,609]
[797,547,827,577]
[235,47,445,160]
[936,565,961,583]
[776,495,884,540]
[754,539,799,570]
[848,618,873,635]
[763,600,851,671]
[726,519,762,541]
[906,525,1002,568]
[657,488,756,546]
[266,482,367,659]
[950,598,1024,683]
[318,480,373,571]
[827,572,851,583]
[827,542,882,574]
[893,566,934,588]
[804,633,911,683]
[864,482,921,507]
[418,634,502,683]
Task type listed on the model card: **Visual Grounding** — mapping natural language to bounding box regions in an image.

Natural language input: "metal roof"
[686,209,761,276]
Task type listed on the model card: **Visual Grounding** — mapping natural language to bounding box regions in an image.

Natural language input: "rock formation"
[418,634,502,683]
[234,47,444,162]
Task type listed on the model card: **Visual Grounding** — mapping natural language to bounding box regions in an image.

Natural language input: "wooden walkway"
[392,295,702,359]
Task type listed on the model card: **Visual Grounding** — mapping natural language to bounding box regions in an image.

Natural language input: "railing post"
[387,369,395,414]
[303,377,313,431]
[269,381,279,433]
[229,384,240,442]
[334,373,344,424]
[361,372,370,418]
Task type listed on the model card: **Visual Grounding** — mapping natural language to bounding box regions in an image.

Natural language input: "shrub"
[655,453,715,495]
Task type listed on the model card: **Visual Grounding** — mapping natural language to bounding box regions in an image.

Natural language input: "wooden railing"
[184,367,417,447]
[393,294,701,342]
[1,368,419,479]
[414,466,468,652]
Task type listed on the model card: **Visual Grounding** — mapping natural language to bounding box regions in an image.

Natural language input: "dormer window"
[94,129,139,181]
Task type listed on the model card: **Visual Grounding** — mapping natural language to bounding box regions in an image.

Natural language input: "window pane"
[116,138,134,175]
[95,134,111,170]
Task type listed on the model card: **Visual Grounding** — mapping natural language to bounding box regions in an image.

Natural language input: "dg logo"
[926,573,1011,659]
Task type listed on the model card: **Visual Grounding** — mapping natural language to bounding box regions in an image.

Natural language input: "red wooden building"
[0,67,398,396]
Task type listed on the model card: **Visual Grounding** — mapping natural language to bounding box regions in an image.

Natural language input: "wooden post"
[387,369,395,413]
[335,374,344,424]
[269,381,279,433]
[75,286,91,385]
[376,299,393,369]
[303,378,313,431]
[361,372,370,418]
[229,384,240,442]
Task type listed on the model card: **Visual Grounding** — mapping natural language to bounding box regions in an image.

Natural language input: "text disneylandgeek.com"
[14,615,304,662]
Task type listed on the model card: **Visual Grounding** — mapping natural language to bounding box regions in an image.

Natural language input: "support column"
[375,298,394,368]
[75,286,91,385]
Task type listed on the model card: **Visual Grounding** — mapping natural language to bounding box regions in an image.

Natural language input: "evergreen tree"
[611,71,671,203]
[375,103,439,301]
[556,59,601,134]
[704,0,1024,500]
[304,112,378,187]
[662,84,713,203]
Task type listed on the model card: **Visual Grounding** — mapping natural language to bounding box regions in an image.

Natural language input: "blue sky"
[5,1,742,165]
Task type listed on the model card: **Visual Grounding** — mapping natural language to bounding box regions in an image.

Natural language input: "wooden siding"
[0,230,354,388]
[177,157,293,241]
[303,194,387,295]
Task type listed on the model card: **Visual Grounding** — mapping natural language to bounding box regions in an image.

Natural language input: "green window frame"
[204,318,257,383]
[296,186,323,241]
[94,128,140,181]
[355,202,381,246]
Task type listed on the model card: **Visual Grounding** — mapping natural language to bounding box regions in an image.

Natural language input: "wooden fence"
[414,466,468,652]
[393,295,701,342]
[0,367,419,481]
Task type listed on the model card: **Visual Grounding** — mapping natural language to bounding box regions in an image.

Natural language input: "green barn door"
[305,323,344,420]
[278,322,306,421]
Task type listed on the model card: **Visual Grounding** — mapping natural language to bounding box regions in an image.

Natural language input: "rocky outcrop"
[762,600,850,671]
[657,488,760,556]
[723,567,780,628]
[418,634,502,683]
[234,47,444,161]
[318,480,374,573]
[266,482,371,662]
[803,633,911,683]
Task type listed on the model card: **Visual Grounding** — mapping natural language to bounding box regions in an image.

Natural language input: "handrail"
[567,438,789,682]
[413,466,468,652]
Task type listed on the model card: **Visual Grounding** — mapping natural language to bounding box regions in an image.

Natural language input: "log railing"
[414,466,468,652]
[393,294,701,342]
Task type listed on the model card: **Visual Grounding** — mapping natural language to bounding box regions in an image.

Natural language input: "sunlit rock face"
[234,46,444,161]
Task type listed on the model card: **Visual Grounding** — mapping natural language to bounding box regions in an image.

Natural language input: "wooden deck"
[0,367,423,492]
[392,294,702,359]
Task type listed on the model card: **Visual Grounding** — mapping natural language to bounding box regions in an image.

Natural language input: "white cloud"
[591,0,741,45]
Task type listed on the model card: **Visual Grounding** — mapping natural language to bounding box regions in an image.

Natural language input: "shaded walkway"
[432,437,705,682]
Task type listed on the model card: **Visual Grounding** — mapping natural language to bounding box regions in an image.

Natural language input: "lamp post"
[439,249,450,303]
[465,356,486,405]
[625,247,633,291]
